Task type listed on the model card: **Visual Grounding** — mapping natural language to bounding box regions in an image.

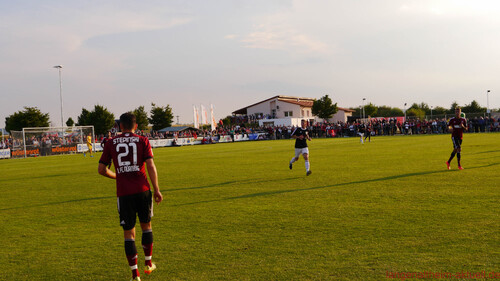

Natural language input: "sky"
[1,0,500,127]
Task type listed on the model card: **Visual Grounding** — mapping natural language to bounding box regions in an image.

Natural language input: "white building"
[232,95,354,126]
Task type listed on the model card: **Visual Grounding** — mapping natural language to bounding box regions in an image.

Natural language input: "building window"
[284,111,293,117]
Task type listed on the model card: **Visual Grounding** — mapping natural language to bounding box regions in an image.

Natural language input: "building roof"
[232,95,316,115]
[158,126,199,133]
[232,95,355,115]
[338,107,356,113]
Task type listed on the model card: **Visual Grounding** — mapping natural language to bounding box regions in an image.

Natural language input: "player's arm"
[98,163,116,179]
[146,158,163,204]
[447,120,453,133]
[306,131,312,141]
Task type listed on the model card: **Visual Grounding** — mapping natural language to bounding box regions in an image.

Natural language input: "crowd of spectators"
[1,133,86,150]
[2,116,499,150]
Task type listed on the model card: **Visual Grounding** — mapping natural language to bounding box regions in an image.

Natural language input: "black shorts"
[451,137,462,149]
[117,190,153,230]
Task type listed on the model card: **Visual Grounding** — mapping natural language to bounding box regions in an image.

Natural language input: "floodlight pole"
[404,103,407,122]
[362,98,366,121]
[487,90,491,117]
[430,106,433,120]
[53,65,64,128]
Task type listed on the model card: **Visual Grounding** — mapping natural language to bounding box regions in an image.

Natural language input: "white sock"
[290,157,297,164]
[305,161,310,171]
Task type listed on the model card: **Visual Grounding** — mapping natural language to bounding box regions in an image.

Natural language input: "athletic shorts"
[451,137,462,149]
[117,190,153,230]
[295,147,309,157]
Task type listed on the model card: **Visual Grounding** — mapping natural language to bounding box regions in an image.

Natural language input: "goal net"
[10,126,95,158]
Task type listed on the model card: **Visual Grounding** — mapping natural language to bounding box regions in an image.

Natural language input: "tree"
[406,108,425,120]
[448,101,459,114]
[350,107,362,119]
[389,107,404,117]
[462,100,486,113]
[149,103,174,131]
[77,108,91,126]
[133,106,149,131]
[312,95,338,120]
[5,106,50,132]
[376,106,392,117]
[66,117,75,127]
[364,102,377,117]
[222,116,232,126]
[409,102,430,114]
[432,106,447,115]
[76,105,115,135]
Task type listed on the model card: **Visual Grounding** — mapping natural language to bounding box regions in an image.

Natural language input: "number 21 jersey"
[99,133,154,197]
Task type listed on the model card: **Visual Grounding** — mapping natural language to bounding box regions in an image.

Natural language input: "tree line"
[4,103,174,135]
[350,100,492,120]
[309,96,494,122]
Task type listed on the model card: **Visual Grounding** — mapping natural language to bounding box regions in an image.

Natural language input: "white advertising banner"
[77,143,103,153]
[218,135,233,143]
[234,134,250,141]
[0,149,10,159]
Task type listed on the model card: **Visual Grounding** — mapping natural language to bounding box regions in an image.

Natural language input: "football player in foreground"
[98,112,163,281]
[289,119,312,176]
[446,107,467,170]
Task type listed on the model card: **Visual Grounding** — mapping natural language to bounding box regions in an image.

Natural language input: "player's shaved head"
[120,112,136,131]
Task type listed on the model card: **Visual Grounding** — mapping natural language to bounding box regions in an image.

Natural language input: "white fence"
[1,133,270,159]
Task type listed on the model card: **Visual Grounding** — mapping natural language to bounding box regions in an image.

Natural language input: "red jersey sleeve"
[142,137,153,160]
[99,138,112,165]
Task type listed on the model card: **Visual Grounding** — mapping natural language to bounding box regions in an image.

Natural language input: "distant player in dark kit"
[101,131,113,168]
[98,113,163,281]
[289,119,312,176]
[364,122,372,142]
[358,123,365,144]
[446,107,467,170]
[101,131,113,149]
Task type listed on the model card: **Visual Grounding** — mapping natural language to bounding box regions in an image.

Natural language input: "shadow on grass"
[0,177,303,211]
[164,176,303,192]
[173,162,500,207]
[469,149,500,155]
[0,196,114,211]
[0,173,70,183]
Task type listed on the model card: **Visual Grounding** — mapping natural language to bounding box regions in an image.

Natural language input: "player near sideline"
[289,119,312,176]
[98,113,163,281]
[364,121,372,142]
[446,107,467,170]
[358,122,365,144]
[84,134,93,157]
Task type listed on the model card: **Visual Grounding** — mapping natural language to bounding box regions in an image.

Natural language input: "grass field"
[0,133,499,281]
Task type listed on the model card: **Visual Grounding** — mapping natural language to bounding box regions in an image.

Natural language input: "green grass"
[0,134,499,280]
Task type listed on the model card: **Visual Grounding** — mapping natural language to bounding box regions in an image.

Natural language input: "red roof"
[338,107,355,112]
[278,99,314,107]
[232,95,353,114]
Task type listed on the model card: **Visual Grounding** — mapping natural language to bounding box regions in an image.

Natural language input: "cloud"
[0,4,193,57]
[241,25,328,54]
[238,2,330,54]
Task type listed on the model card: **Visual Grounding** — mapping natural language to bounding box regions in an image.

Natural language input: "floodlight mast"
[53,65,64,128]
[362,98,366,121]
[487,90,491,116]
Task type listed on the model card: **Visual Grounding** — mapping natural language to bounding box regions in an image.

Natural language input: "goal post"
[10,126,95,158]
